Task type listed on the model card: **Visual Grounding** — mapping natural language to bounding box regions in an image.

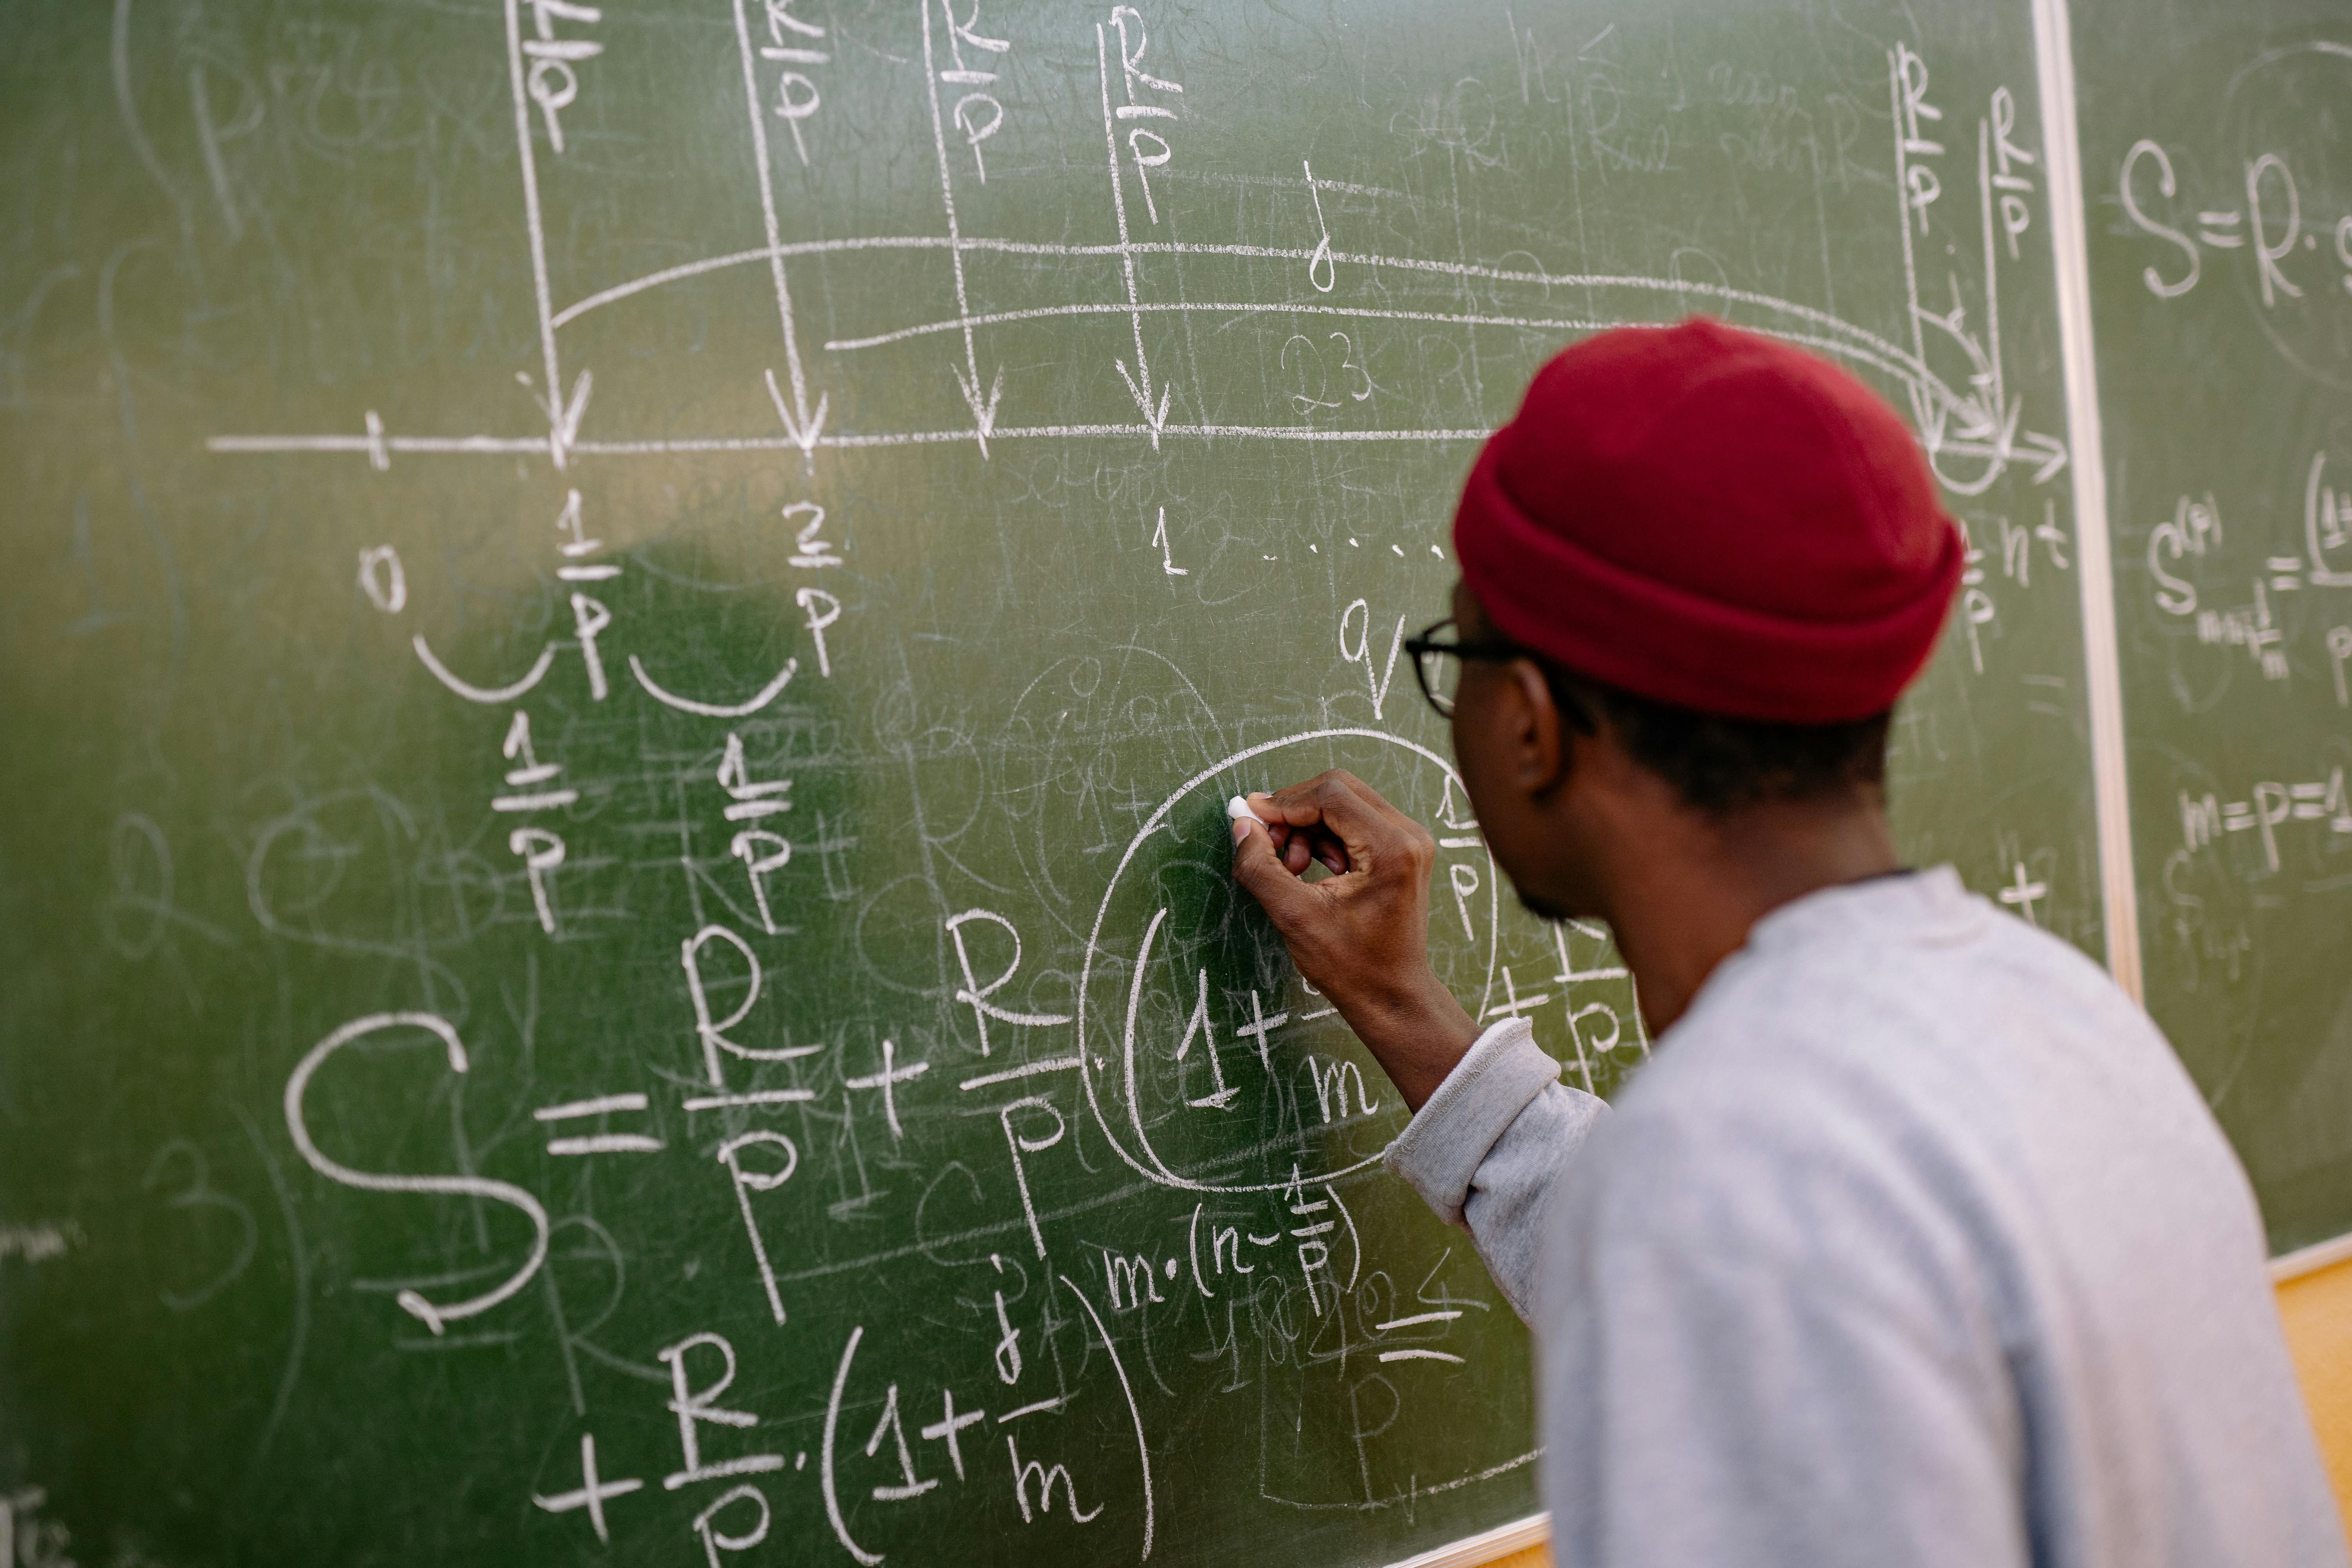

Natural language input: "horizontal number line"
[206,434,550,456]
[209,423,1499,459]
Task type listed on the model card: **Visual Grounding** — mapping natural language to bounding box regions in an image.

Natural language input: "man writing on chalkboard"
[1228,321,2344,1568]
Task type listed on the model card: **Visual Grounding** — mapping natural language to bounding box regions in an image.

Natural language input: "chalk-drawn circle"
[1074,728,1497,1194]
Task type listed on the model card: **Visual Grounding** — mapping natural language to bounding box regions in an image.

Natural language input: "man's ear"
[1499,658,1570,795]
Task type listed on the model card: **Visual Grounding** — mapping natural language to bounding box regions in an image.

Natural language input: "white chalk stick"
[1226,794,1266,824]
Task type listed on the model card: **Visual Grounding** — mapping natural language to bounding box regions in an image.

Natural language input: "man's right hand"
[1229,770,1481,1111]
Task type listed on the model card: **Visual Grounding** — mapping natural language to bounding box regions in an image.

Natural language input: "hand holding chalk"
[1229,789,1348,878]
[1225,770,1482,1111]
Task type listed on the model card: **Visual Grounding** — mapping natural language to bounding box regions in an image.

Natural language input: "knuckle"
[1404,827,1437,871]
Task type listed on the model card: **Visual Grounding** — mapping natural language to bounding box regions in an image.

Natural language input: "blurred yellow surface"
[1479,1548,1550,1568]
[2280,1256,2352,1538]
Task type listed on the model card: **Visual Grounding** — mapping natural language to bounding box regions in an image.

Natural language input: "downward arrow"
[1992,394,2024,457]
[519,368,595,470]
[1911,383,1949,451]
[1912,301,2002,444]
[1916,382,2001,453]
[762,367,829,468]
[951,361,1005,457]
[1115,358,1172,448]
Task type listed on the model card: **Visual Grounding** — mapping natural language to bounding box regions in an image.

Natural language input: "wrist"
[1343,969,1480,1112]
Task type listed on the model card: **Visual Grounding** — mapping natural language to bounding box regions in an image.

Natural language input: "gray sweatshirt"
[1384,867,2346,1568]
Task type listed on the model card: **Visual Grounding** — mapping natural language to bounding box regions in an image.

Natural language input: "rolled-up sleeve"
[1383,1017,1606,1317]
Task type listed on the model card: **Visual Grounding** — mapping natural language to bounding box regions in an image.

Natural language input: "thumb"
[1230,817,1318,931]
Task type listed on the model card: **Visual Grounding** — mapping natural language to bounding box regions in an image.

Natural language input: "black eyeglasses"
[1403,618,1599,731]
[1401,618,1529,718]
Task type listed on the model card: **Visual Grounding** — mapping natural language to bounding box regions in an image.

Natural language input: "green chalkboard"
[0,1,2100,1563]
[2069,0,2352,1256]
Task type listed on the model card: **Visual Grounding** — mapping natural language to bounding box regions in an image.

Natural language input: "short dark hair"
[1537,661,1891,816]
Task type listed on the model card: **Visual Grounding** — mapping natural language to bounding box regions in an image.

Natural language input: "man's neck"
[1600,790,1901,1038]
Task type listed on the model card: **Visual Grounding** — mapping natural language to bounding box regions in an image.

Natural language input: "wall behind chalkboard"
[5,0,2330,1563]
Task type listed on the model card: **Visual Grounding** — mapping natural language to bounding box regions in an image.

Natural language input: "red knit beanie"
[1452,318,1962,724]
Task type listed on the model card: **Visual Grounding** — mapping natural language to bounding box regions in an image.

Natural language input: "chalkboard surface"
[2068,1,2352,1258]
[2,0,2100,1563]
